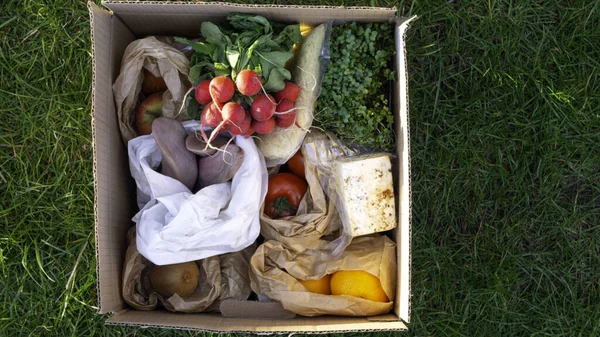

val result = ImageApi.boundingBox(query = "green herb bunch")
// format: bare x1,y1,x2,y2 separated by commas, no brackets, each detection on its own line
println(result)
176,14,301,92
175,14,301,119
315,22,396,152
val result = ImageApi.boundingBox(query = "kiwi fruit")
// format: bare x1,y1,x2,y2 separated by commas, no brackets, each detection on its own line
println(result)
149,261,200,298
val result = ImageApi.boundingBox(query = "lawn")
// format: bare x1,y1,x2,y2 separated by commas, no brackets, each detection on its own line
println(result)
1,0,599,336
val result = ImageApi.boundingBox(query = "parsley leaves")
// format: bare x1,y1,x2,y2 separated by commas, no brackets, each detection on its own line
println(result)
314,22,396,152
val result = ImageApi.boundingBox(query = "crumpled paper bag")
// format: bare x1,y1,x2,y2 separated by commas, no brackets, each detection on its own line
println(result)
249,235,396,317
129,120,268,266
113,36,192,144
259,131,344,253
122,227,255,313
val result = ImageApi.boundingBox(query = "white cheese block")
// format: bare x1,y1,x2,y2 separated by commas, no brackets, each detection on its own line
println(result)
334,154,397,237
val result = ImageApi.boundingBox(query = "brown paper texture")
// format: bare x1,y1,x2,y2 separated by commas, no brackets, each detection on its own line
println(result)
259,131,343,252
112,36,192,145
122,227,254,313
249,235,396,317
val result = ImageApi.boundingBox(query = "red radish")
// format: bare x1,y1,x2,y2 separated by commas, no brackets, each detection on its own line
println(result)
201,102,223,128
195,80,212,104
210,76,235,103
202,101,247,147
274,81,301,103
275,98,296,128
276,111,296,128
221,102,246,126
251,94,276,122
276,98,294,114
226,111,252,136
236,69,262,96
252,117,276,134
242,123,255,137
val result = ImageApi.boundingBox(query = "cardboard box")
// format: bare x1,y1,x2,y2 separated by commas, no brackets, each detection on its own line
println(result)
89,1,414,333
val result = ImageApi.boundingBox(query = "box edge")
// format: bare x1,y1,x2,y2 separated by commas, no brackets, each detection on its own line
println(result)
103,0,398,12
91,1,414,328
87,0,106,315
395,14,417,324
105,318,408,334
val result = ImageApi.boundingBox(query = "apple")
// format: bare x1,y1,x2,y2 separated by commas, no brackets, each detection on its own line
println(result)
136,92,164,135
141,68,167,95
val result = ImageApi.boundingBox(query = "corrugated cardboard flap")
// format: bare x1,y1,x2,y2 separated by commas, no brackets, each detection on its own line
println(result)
220,300,296,319
107,309,408,333
393,15,417,324
89,1,137,314
395,16,417,323
103,1,397,36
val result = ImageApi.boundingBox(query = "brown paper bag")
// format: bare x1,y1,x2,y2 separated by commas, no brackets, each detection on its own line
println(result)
249,235,396,316
122,227,254,313
112,36,192,145
259,131,343,252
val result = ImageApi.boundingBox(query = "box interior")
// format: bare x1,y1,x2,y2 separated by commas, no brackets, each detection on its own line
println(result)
90,1,413,333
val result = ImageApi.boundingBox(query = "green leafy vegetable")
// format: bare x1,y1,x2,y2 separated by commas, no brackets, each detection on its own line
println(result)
228,14,272,34
263,67,291,92
201,22,230,46
226,49,240,70
188,63,206,82
185,94,201,120
175,14,301,91
175,37,215,56
314,22,396,152
256,50,294,91
273,25,303,50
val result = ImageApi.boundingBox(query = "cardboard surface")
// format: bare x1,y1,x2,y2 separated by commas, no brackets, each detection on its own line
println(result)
89,2,137,314
394,15,417,323
220,300,296,319
107,310,407,333
90,0,413,332
105,1,397,36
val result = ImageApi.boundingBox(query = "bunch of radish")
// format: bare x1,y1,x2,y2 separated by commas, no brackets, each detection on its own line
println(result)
194,69,301,145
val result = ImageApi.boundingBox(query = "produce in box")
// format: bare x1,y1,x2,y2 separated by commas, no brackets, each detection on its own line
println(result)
175,14,317,157
256,23,330,166
118,14,400,317
122,227,255,313
129,121,267,265
315,22,396,152
113,36,192,144
249,236,396,316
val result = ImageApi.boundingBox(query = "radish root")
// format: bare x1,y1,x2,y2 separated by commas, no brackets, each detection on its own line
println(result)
175,86,196,118
221,136,237,166
296,65,318,92
192,128,238,166
258,85,278,105
273,106,308,115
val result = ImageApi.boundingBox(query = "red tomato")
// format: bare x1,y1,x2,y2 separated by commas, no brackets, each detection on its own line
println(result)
287,150,305,179
264,173,308,219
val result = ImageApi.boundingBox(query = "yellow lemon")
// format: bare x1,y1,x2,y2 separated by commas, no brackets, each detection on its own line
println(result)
330,270,389,302
299,274,332,295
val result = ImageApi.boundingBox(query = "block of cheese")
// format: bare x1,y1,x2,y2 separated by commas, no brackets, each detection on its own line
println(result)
333,154,397,237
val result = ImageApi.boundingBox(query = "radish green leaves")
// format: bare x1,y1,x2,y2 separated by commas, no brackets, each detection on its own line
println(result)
176,14,301,92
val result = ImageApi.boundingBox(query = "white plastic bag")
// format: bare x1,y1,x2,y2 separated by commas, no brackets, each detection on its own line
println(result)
128,120,268,265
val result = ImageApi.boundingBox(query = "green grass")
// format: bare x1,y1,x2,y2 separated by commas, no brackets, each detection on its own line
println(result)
1,0,599,336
